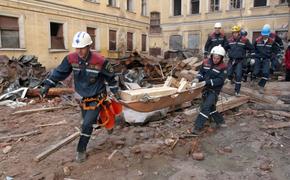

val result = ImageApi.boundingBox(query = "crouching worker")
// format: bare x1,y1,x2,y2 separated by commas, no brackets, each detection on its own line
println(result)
40,32,120,163
190,45,227,136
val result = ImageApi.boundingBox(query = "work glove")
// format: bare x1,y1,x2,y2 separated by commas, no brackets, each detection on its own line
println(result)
40,85,50,98
203,52,209,59
250,59,255,66
114,91,121,101
191,78,199,87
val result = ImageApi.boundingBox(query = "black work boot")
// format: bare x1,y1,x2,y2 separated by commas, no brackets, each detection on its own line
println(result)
189,128,202,136
75,151,87,163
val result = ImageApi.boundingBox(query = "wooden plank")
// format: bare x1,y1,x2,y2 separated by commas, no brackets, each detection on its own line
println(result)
253,103,290,112
27,88,74,97
0,130,41,140
34,131,80,162
222,84,281,104
260,122,290,129
266,110,290,118
184,96,250,120
11,106,72,116
120,87,177,101
177,78,190,92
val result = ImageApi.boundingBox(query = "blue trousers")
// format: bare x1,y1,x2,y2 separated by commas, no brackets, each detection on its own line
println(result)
194,91,224,130
227,59,243,93
253,58,270,87
77,101,101,152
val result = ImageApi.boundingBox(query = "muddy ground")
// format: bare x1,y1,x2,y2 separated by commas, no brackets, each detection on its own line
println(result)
0,98,290,180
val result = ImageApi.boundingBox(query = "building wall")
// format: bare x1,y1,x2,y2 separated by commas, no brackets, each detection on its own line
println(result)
0,0,150,69
149,0,289,55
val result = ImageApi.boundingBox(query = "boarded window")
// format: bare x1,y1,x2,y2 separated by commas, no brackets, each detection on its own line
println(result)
188,34,200,49
127,0,133,11
149,48,161,57
127,32,133,51
191,0,200,14
253,0,267,7
230,0,242,9
108,0,117,6
173,0,182,16
210,0,220,12
0,16,19,48
141,0,147,16
109,30,117,51
87,27,96,50
50,22,64,49
142,34,147,51
150,12,161,34
252,31,261,43
169,35,183,50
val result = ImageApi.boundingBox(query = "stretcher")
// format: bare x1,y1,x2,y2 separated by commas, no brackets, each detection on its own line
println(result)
119,82,204,112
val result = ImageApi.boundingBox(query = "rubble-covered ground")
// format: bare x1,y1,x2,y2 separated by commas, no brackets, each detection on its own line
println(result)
1,99,290,180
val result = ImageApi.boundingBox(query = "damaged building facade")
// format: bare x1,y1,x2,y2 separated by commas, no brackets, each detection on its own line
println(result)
0,0,150,69
148,0,289,56
0,0,289,67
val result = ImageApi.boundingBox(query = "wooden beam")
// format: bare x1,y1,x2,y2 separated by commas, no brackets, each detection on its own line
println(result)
253,103,290,112
120,87,177,101
266,111,290,118
26,88,74,97
0,130,40,140
34,131,80,162
222,84,282,104
11,106,73,116
184,96,250,120
260,122,290,129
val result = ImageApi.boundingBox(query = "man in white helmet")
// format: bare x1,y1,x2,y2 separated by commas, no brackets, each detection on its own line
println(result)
204,22,228,58
190,45,227,135
40,31,120,162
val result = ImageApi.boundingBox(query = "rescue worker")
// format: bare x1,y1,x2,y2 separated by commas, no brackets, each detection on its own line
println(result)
252,26,279,93
262,24,284,73
191,45,227,135
284,39,290,81
226,25,255,96
204,22,228,58
40,32,120,163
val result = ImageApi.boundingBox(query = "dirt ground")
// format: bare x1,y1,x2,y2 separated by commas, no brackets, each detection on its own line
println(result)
0,98,290,180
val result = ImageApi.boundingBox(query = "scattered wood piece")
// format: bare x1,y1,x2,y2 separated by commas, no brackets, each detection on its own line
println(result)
222,84,281,104
35,120,67,128
12,106,74,116
27,88,74,97
177,78,190,92
34,131,80,162
108,150,118,160
0,130,40,140
260,122,290,129
184,96,249,120
253,103,290,112
266,110,290,118
170,137,179,150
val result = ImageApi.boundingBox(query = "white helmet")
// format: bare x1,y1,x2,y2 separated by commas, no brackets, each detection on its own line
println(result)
211,45,225,57
214,22,222,28
72,31,93,48
263,24,271,31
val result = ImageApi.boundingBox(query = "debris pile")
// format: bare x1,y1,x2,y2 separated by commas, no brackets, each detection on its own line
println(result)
0,55,47,95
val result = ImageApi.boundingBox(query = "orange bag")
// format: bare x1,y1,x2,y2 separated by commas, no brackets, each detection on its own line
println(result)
99,99,122,130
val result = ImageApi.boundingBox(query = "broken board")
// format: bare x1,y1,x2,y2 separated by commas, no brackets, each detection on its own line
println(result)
120,86,177,101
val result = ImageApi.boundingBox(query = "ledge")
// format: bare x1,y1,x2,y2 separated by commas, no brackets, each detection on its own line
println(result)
126,10,136,14
83,0,100,5
205,10,222,14
169,15,184,18
186,13,201,17
226,8,245,12
49,49,69,53
0,48,26,51
106,5,120,9
274,4,289,8
141,15,149,18
250,5,270,10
